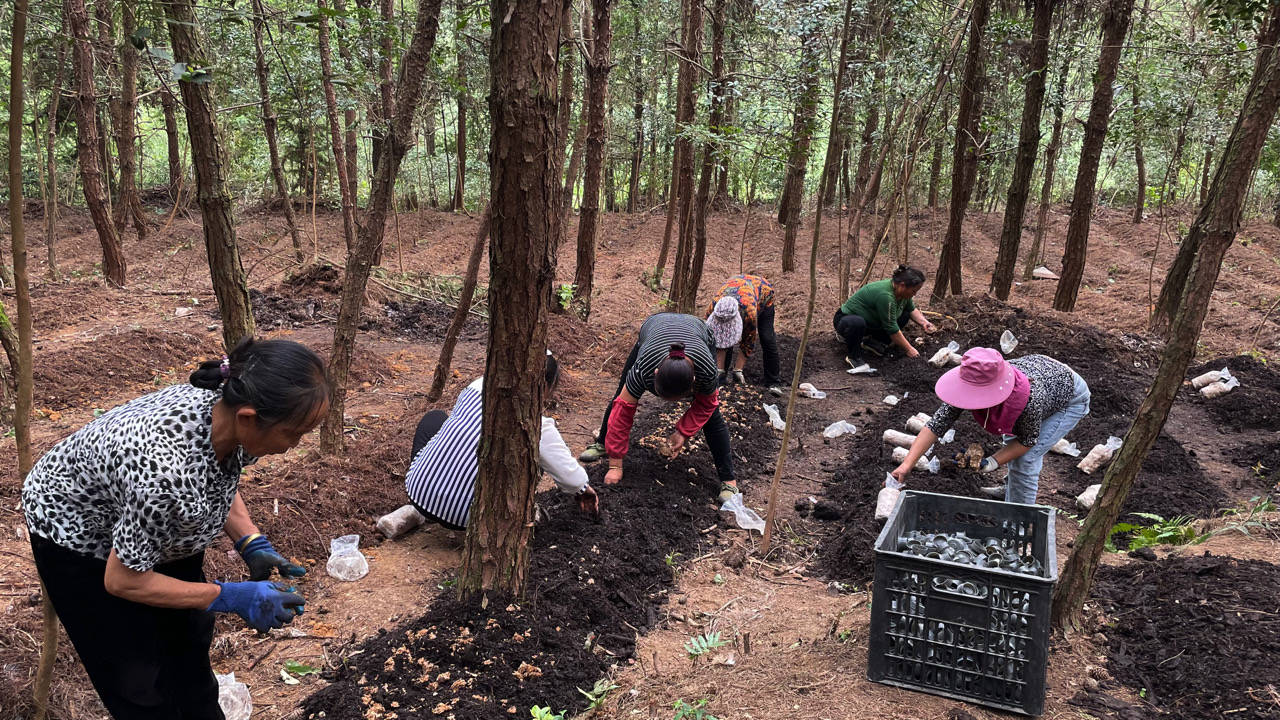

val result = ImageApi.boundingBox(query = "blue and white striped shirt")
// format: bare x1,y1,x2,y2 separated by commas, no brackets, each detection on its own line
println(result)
404,378,589,529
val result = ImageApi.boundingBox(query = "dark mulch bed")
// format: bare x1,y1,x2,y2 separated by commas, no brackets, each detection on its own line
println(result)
1186,355,1280,432
1087,552,1280,720
299,390,778,719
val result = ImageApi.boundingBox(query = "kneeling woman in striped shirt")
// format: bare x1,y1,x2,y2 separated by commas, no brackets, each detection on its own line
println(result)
404,353,599,529
578,313,737,502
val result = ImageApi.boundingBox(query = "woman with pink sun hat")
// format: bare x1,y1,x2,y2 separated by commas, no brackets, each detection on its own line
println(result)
891,347,1091,504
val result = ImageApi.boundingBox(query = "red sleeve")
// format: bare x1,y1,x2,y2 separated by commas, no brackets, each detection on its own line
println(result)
605,396,638,459
675,389,719,438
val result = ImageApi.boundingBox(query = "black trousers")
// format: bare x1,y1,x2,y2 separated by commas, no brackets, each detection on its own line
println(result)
408,409,466,530
596,342,735,483
30,534,223,720
727,303,782,385
833,308,911,358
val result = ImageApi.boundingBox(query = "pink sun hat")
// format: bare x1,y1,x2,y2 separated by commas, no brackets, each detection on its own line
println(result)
934,347,1017,410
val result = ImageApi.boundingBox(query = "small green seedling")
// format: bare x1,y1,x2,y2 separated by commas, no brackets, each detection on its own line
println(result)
284,660,320,676
684,631,728,661
712,573,725,585
555,283,576,310
576,679,619,710
1105,512,1204,553
530,706,564,720
672,698,718,720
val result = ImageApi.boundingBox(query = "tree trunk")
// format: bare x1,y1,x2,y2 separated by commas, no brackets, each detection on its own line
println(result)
161,88,182,196
1053,0,1135,312
66,0,126,287
319,0,443,453
1023,50,1070,281
990,0,1054,300
252,0,306,263
820,0,856,211
332,0,359,201
572,0,614,317
840,77,884,300
1132,85,1146,223
371,0,395,176
1199,137,1214,206
667,0,702,300
114,0,147,240
603,152,617,211
779,28,822,273
628,6,643,213
1053,5,1280,628
10,0,34,478
94,0,118,207
554,5,575,247
45,34,68,281
453,0,467,211
931,0,990,302
457,0,564,600
317,4,358,251
926,138,942,207
653,44,679,283
429,206,490,402
163,0,254,350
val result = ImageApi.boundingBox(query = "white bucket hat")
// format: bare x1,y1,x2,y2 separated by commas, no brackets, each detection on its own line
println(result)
706,296,743,349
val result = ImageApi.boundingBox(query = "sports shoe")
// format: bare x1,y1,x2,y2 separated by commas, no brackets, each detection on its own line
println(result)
844,355,863,368
978,485,1005,499
578,442,606,463
768,385,785,397
732,370,746,384
717,482,739,504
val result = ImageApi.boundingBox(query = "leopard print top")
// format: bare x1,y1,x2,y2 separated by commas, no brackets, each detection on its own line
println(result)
22,383,255,571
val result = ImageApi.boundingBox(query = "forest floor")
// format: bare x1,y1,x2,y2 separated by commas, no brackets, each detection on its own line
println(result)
2,198,1279,720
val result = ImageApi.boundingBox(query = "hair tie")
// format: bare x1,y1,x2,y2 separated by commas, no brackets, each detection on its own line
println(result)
669,348,686,360
220,356,231,380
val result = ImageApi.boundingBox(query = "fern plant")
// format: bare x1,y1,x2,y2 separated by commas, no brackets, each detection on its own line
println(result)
684,631,729,660
1105,512,1205,552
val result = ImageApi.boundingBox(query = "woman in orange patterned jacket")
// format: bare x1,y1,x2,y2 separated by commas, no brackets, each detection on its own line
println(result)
705,274,783,394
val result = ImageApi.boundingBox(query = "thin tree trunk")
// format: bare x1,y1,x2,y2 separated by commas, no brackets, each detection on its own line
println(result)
429,206,490,401
95,0,118,208
779,28,822,273
163,0,254,350
317,4,358,251
320,0,443,452
667,0,702,302
1023,50,1070,280
628,6,643,213
932,0,990,302
990,0,1054,300
251,0,306,263
572,0,614,316
1053,0,1135,311
457,0,564,600
453,0,467,211
1131,0,1149,228
820,0,856,211
114,0,147,240
554,5,575,246
926,138,942,207
1199,137,1214,206
161,88,182,196
45,35,68,281
1053,4,1280,628
370,0,395,175
66,0,126,287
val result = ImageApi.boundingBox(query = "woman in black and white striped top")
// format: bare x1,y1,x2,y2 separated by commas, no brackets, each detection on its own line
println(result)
405,353,598,529
578,313,737,502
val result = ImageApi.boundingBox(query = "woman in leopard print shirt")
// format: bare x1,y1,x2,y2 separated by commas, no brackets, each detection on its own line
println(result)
22,338,329,720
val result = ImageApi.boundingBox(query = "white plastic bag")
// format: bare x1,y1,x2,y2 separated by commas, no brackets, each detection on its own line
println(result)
883,394,900,406
1050,438,1082,457
1031,266,1059,280
905,412,932,433
1000,330,1018,354
1199,375,1240,398
1191,366,1231,389
875,474,904,521
798,382,827,399
762,403,786,431
1076,484,1102,511
326,534,369,581
883,429,917,448
891,445,932,472
847,363,876,375
925,456,941,474
937,428,956,445
1078,436,1123,474
216,673,252,720
376,504,426,539
719,493,765,533
822,420,857,438
929,341,961,367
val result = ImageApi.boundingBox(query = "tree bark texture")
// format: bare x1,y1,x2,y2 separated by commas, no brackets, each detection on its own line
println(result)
66,0,126,287
820,0,856,210
45,35,68,281
572,0,614,317
317,5,358,252
554,5,575,248
163,0,255,350
668,0,703,299
931,0,990,302
429,206,490,402
778,27,822,273
1132,84,1146,223
840,81,883,300
453,0,468,211
458,0,564,600
161,88,182,196
926,138,942,207
628,6,643,213
990,0,1054,300
1023,51,1070,281
1052,5,1280,628
319,0,443,452
251,0,307,263
114,0,147,240
1052,0,1134,312
11,0,34,479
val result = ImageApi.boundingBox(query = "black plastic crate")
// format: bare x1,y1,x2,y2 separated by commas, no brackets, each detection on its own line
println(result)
866,491,1058,716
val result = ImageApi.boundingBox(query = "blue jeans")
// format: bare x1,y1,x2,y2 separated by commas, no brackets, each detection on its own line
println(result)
1004,371,1091,504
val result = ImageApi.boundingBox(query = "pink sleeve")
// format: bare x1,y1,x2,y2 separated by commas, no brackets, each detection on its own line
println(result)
675,389,719,438
605,396,638,459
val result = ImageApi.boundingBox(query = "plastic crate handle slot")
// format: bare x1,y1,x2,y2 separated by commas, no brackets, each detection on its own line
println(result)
929,575,988,601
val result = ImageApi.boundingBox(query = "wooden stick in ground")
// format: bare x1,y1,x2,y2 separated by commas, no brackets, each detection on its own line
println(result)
428,205,491,402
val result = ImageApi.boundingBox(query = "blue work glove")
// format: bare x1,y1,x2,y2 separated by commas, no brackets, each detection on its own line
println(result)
236,533,307,581
207,580,305,632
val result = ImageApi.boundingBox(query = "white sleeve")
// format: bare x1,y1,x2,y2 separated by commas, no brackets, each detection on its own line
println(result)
539,417,589,494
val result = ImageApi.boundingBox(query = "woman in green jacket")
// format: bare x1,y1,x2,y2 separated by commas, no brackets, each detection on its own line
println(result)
833,264,936,364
